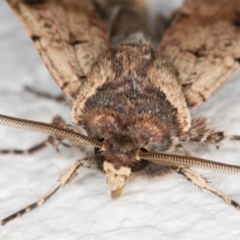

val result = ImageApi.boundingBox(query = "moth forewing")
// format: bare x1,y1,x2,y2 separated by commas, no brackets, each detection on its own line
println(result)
1,0,240,227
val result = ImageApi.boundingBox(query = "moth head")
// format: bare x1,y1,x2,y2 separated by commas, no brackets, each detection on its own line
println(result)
103,161,130,197
95,134,150,198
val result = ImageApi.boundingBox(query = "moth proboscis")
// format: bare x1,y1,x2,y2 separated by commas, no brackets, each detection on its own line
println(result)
1,0,240,225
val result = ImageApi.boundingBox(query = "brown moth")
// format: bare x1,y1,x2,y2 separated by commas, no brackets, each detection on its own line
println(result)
1,0,240,226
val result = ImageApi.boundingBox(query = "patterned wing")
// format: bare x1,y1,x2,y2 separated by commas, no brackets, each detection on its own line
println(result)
6,0,110,99
158,0,240,108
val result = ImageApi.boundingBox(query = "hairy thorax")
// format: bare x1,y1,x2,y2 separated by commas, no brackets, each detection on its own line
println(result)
72,42,191,158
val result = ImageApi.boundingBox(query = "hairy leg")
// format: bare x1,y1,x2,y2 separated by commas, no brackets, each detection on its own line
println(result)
0,135,63,155
25,85,65,102
1,158,97,225
172,143,192,156
134,162,240,210
174,167,240,210
0,115,71,155
180,117,240,145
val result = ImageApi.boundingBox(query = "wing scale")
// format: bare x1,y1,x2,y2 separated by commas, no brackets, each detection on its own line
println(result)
158,0,240,108
6,0,110,99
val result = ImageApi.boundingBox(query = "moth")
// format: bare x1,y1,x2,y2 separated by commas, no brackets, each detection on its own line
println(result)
1,0,240,225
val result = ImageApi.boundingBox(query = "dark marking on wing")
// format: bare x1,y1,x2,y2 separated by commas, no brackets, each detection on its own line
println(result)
23,0,46,5
158,0,240,108
233,15,240,27
69,40,88,47
6,0,110,100
31,35,40,41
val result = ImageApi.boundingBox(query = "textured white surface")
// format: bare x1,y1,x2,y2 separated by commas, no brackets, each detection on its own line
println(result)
1,1,240,239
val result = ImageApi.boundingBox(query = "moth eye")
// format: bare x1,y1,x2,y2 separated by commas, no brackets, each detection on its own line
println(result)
131,148,149,172
131,159,149,172
94,147,105,162
94,147,105,171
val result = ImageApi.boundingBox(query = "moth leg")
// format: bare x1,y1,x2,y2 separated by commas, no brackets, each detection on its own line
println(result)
206,132,240,144
1,158,97,225
174,167,240,210
25,85,65,102
173,143,192,156
0,135,61,155
0,116,69,155
181,117,240,145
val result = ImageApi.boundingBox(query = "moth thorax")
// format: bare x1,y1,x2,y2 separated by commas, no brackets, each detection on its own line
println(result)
103,161,131,191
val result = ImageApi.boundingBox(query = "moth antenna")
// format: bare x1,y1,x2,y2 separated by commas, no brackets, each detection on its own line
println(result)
139,152,240,175
0,114,104,149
